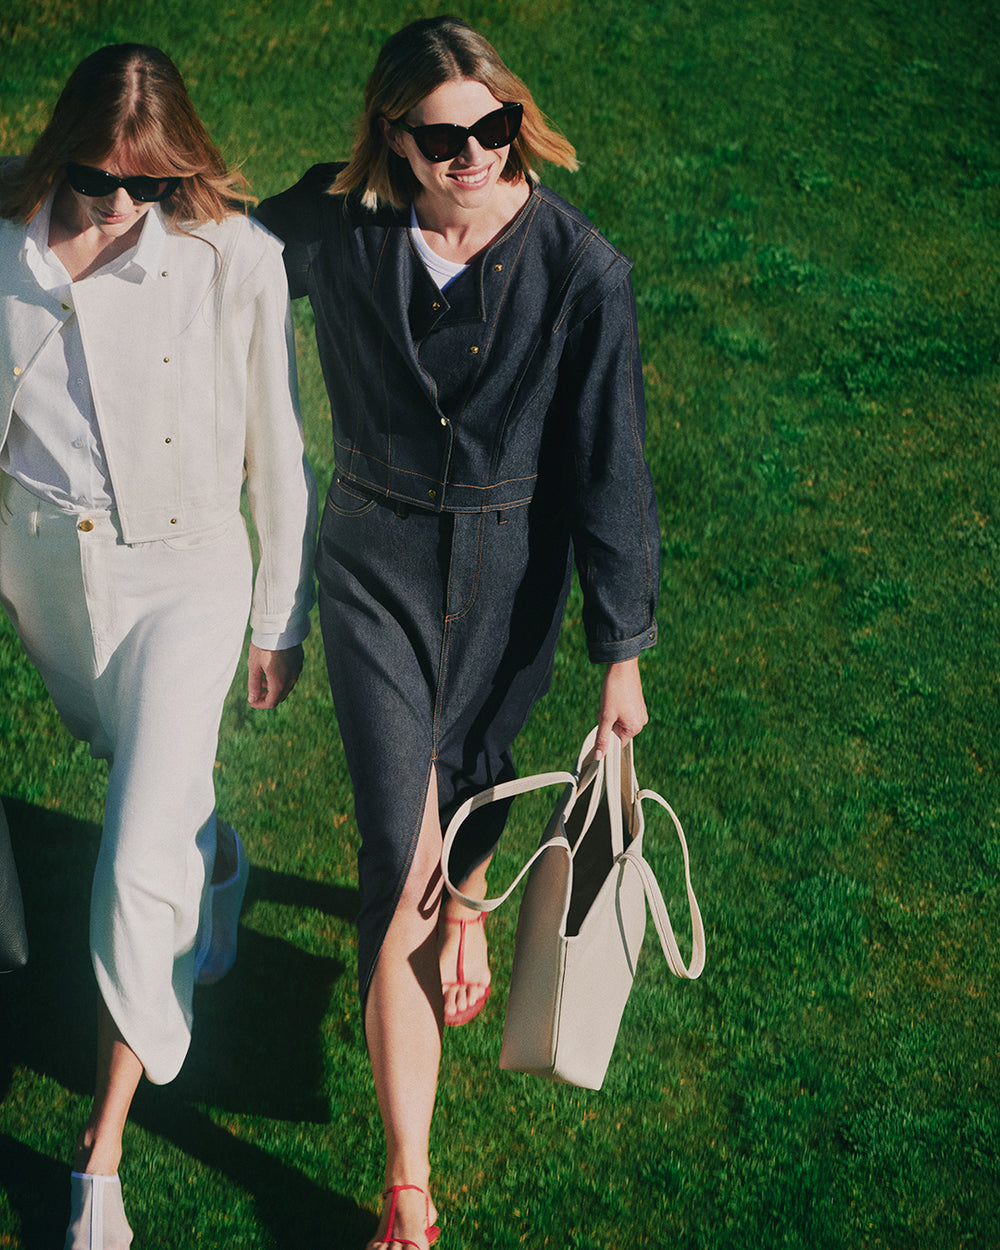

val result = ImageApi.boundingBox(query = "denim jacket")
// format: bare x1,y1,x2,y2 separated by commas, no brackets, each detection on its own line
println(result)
256,167,658,662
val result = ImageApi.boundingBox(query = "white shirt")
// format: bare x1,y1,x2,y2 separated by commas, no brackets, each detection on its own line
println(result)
1,192,166,512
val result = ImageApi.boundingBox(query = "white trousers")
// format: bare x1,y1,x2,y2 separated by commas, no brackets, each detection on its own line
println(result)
0,473,252,1083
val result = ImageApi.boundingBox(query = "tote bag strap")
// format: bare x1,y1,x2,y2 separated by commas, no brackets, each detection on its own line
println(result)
627,788,707,980
604,731,626,859
441,768,584,912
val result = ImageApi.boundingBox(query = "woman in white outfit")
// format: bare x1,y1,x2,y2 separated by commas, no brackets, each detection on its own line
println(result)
0,44,316,1248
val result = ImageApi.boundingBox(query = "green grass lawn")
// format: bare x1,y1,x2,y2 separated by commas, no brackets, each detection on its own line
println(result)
2,0,999,1246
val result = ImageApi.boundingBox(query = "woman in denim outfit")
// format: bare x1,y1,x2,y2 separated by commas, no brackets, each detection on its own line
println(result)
256,17,658,1247
0,45,316,1248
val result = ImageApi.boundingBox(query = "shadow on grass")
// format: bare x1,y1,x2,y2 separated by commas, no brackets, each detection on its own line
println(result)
0,1136,67,1249
0,796,372,1249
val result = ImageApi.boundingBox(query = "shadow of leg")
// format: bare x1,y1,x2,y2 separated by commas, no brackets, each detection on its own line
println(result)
130,1098,373,1248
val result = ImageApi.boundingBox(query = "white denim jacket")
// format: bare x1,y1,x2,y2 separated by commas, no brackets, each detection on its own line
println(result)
0,205,317,642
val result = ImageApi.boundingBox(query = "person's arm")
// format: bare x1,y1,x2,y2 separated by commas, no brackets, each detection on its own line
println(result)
254,164,337,299
240,226,318,707
556,273,660,745
563,276,660,663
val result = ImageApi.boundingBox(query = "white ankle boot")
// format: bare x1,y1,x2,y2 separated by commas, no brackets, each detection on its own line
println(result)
64,1172,133,1249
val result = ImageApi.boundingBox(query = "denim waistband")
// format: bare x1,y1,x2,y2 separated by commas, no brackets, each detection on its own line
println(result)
334,476,432,521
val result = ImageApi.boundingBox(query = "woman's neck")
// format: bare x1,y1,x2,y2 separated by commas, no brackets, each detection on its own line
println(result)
412,178,530,265
47,183,147,282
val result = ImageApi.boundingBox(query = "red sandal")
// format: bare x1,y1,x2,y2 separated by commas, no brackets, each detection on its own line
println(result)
441,913,491,1027
371,1185,439,1248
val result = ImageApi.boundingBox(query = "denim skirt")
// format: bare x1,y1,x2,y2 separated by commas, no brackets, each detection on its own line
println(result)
317,476,573,1002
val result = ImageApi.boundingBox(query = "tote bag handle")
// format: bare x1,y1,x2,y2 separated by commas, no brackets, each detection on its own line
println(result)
441,738,706,982
441,767,592,912
626,788,706,979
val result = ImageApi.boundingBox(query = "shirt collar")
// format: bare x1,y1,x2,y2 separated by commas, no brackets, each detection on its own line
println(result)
25,190,168,290
23,192,61,292
128,200,168,278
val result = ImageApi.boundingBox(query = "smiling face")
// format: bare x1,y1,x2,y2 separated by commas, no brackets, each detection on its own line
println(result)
60,151,157,239
385,77,516,218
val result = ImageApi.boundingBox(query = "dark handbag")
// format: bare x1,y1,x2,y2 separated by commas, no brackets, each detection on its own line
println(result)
1,799,29,972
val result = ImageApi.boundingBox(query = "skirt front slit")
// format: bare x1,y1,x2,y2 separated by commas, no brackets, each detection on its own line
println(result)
316,476,572,1002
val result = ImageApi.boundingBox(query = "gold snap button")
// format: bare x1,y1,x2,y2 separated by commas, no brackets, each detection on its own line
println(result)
165,437,172,444
13,366,22,377
494,264,503,272
432,301,441,311
440,418,448,427
78,519,95,532
428,489,437,500
170,518,178,525
470,345,479,355
163,357,170,364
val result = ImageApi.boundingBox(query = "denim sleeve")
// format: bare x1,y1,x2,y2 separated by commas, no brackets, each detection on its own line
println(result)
560,275,660,663
254,166,333,300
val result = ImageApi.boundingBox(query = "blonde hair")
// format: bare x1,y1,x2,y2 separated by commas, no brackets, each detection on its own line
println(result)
331,16,578,211
0,44,252,227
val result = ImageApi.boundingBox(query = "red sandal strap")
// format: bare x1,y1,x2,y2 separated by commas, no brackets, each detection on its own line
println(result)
443,913,485,985
376,1186,436,1249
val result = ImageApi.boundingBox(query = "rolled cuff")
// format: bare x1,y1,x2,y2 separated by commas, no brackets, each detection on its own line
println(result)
586,618,658,664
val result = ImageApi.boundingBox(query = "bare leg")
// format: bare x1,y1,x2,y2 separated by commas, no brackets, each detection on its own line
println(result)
439,856,492,1023
74,997,143,1175
364,768,444,1250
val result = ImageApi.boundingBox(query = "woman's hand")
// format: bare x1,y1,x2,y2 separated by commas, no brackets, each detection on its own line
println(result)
595,657,648,760
247,643,304,710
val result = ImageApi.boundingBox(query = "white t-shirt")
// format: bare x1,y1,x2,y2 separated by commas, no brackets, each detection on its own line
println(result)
409,205,469,291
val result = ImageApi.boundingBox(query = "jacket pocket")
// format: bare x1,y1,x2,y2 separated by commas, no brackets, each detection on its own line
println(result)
325,476,377,518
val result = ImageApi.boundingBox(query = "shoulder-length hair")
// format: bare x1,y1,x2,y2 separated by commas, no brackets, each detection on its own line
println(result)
0,43,252,227
331,16,578,211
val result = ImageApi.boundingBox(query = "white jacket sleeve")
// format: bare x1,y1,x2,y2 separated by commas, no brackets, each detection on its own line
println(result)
239,226,317,644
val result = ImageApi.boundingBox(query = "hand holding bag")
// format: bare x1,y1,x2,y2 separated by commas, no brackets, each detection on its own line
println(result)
1,799,29,972
441,727,705,1090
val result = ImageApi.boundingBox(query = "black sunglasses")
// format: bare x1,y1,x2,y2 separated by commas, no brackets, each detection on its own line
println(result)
393,102,523,163
65,162,181,203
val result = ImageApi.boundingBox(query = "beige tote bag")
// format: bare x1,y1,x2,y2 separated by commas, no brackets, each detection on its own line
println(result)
441,727,705,1090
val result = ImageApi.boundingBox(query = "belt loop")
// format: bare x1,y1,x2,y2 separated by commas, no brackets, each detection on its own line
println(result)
497,509,508,525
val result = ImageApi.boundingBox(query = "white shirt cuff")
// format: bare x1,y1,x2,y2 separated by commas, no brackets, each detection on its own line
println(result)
250,617,311,652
